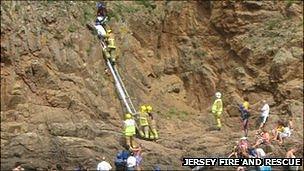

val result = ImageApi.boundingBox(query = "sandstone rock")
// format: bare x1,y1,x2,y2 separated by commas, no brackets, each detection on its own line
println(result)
7,95,26,109
11,82,22,95
290,47,303,60
272,48,295,65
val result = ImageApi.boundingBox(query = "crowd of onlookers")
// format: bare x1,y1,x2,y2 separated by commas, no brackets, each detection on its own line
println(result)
228,97,301,171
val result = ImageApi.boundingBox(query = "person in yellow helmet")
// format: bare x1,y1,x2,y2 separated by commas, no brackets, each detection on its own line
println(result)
211,92,223,130
138,105,149,139
124,113,136,148
104,29,118,65
146,105,159,140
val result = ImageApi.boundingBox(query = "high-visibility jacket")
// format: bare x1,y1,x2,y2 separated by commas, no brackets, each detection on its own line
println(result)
124,119,136,136
107,33,116,49
139,112,149,126
243,101,249,110
212,99,223,114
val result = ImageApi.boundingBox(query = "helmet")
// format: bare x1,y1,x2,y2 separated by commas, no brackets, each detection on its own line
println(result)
140,105,147,113
125,113,132,119
146,105,152,113
215,92,221,99
107,29,112,33
96,2,106,9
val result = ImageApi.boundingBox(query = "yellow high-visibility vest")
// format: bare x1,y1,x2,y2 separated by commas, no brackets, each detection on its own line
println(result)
212,99,223,113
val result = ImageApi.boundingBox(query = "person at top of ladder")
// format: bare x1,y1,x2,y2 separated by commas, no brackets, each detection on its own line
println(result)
103,28,118,64
211,92,223,131
95,1,108,41
138,105,150,139
146,105,159,140
96,1,107,17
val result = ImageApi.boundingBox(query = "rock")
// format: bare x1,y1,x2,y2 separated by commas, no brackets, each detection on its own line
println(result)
272,48,295,65
45,90,72,108
11,82,22,95
163,58,178,75
7,95,26,109
290,47,303,60
242,1,263,10
226,105,240,117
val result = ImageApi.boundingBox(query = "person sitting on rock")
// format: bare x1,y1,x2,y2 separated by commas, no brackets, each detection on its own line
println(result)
277,121,291,145
271,120,284,141
237,137,250,158
285,145,302,171
253,129,270,147
228,141,239,158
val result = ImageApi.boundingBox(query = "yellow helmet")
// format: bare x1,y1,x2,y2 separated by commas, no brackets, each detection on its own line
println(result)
107,29,112,33
146,105,152,113
125,113,132,119
140,105,147,113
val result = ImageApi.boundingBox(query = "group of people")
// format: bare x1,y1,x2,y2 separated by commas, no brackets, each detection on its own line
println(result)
123,105,159,148
94,2,159,170
211,91,299,171
94,1,118,64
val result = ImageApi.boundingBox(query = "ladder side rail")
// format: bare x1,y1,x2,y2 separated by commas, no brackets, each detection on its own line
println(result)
106,59,132,114
113,66,137,113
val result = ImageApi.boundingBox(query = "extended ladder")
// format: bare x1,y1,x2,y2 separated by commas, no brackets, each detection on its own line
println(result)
105,58,137,114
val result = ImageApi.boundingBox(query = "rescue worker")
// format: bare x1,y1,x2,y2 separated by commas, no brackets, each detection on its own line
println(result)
139,105,150,139
124,113,136,148
103,29,118,64
211,92,223,130
94,2,108,41
146,105,159,140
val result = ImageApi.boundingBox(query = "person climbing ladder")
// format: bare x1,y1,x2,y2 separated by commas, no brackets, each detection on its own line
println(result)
211,92,223,130
103,28,118,64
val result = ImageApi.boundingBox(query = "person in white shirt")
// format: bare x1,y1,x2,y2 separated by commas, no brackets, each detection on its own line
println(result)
97,156,112,171
255,148,266,158
259,100,270,129
126,153,136,171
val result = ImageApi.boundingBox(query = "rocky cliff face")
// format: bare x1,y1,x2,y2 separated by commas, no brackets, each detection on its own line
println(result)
1,1,303,170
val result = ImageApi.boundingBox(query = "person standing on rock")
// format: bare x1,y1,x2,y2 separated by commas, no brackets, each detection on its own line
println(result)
139,105,150,139
146,105,159,140
259,100,270,130
211,92,223,130
97,156,112,171
239,96,250,137
124,113,136,148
